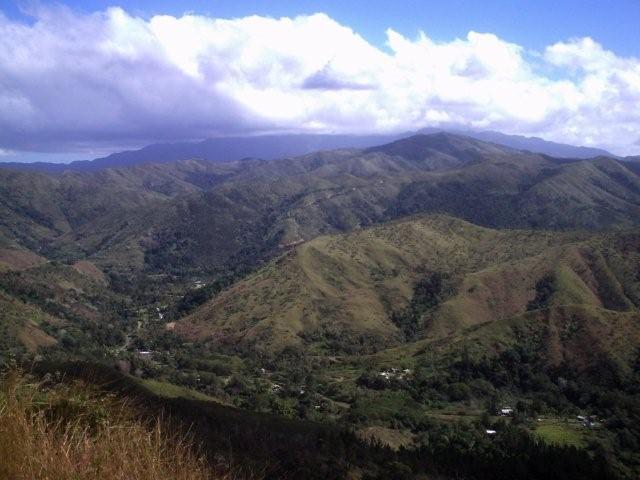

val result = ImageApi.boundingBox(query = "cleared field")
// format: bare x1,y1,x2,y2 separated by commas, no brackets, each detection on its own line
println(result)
141,379,221,402
532,420,588,448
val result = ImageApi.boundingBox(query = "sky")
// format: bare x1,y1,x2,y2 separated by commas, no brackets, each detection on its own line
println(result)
0,0,639,162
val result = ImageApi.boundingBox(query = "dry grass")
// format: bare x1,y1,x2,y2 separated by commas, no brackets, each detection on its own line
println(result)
0,370,231,480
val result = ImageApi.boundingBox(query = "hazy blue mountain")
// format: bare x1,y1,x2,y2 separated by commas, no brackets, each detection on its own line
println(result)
623,156,640,175
0,133,404,173
417,127,615,159
0,129,615,173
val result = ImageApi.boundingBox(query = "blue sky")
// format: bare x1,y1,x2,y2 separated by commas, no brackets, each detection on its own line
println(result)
5,0,639,56
1,0,639,161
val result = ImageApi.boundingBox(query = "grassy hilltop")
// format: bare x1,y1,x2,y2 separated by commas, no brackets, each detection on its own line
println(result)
177,214,640,364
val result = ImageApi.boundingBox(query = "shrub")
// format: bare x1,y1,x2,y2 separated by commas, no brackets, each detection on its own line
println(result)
447,382,472,401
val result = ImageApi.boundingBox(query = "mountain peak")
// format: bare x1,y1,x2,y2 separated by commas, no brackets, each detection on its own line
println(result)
364,132,511,165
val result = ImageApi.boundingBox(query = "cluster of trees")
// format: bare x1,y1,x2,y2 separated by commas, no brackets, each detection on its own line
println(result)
300,325,392,355
527,273,556,311
402,421,615,480
355,341,640,477
391,271,454,341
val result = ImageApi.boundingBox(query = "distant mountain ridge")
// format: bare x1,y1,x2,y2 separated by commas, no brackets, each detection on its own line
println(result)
437,129,614,159
0,132,638,282
0,129,616,173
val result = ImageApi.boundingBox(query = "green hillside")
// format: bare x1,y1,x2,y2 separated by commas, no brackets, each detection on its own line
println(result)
177,215,639,359
0,292,57,356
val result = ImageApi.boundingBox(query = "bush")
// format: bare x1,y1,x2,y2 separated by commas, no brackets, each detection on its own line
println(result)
447,382,471,401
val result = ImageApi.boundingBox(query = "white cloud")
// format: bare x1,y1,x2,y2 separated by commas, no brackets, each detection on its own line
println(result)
0,6,639,155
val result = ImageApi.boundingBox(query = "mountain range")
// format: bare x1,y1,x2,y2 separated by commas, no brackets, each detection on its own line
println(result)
0,128,618,173
1,133,639,276
1,131,640,478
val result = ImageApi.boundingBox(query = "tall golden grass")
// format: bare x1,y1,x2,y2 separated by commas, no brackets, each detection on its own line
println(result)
0,370,229,480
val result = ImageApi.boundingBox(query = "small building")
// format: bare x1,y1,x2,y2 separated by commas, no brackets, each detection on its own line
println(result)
486,429,497,435
499,407,514,416
583,416,600,428
379,367,411,380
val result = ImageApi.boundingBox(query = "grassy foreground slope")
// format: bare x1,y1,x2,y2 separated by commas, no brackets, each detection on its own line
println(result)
0,369,223,480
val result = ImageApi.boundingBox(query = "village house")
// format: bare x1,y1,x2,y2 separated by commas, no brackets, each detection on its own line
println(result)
378,367,412,380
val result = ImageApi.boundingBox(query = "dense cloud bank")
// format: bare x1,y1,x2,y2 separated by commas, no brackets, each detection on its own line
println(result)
0,6,639,155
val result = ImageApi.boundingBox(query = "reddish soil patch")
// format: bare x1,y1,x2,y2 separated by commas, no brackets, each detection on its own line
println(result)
0,248,47,270
72,260,107,284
